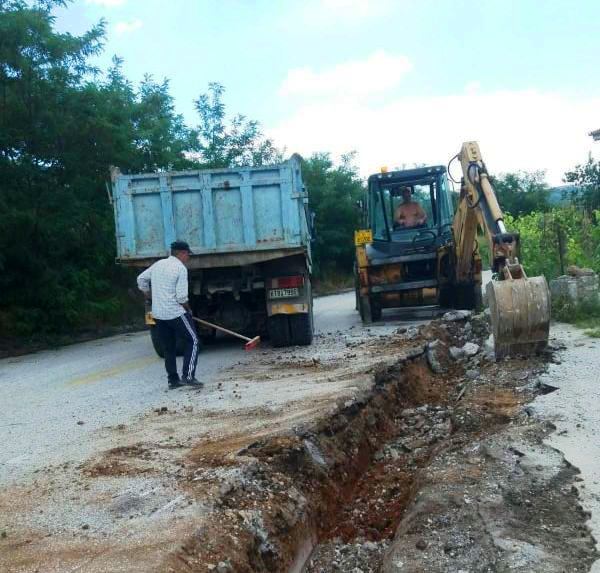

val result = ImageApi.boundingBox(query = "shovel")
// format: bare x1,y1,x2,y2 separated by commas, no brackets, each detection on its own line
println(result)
192,316,261,351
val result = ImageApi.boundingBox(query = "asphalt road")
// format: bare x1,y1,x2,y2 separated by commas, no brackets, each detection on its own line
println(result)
0,291,416,485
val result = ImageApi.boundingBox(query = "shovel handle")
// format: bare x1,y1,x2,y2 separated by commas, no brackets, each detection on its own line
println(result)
192,316,252,343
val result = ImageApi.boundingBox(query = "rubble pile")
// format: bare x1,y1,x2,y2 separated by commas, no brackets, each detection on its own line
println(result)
164,311,597,573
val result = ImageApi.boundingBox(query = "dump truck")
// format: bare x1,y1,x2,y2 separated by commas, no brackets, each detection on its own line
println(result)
111,155,314,353
354,141,550,358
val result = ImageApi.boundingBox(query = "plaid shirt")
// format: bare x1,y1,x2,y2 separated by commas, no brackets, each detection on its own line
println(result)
137,256,189,320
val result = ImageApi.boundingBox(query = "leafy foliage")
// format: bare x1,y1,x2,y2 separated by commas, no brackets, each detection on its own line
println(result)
490,171,549,217
0,2,283,339
564,155,600,213
194,82,282,168
302,152,364,277
505,207,600,280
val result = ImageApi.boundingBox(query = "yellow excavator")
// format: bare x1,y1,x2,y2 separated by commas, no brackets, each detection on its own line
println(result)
354,141,550,359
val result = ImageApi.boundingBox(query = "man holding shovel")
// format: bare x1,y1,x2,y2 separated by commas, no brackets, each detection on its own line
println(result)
137,241,202,389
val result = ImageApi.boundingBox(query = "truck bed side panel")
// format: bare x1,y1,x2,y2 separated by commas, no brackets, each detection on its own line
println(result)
112,157,309,262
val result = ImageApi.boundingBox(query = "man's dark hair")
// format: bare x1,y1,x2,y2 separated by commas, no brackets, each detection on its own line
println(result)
170,240,192,255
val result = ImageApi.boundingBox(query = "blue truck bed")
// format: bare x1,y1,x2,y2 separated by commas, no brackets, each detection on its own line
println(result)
111,155,310,265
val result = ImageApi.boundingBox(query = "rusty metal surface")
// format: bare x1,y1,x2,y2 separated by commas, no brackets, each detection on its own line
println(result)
487,275,550,359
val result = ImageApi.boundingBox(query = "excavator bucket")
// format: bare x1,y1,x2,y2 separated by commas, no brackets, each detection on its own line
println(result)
486,274,550,360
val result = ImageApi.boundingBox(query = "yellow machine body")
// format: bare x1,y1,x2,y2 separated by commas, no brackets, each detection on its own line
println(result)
355,142,551,359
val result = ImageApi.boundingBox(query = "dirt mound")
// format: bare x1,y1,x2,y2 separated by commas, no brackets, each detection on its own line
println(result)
163,313,597,573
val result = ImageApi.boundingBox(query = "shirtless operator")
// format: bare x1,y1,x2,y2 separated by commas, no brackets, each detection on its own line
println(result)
394,187,427,228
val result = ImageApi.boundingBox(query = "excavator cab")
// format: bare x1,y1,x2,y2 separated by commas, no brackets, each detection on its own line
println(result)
370,166,454,243
355,166,457,322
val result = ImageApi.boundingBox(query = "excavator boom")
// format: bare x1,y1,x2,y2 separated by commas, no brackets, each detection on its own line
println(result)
454,141,550,358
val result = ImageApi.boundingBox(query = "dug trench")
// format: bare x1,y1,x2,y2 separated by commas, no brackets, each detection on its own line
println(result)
164,315,598,573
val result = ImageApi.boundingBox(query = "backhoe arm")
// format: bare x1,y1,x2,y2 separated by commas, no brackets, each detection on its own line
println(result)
452,141,520,281
451,141,550,359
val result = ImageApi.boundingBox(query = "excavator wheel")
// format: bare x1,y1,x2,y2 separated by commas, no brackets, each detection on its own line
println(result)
486,275,550,360
358,295,382,323
453,283,483,311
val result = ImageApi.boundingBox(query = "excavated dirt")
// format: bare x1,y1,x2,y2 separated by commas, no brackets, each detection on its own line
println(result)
165,318,596,573
156,314,597,572
2,312,597,573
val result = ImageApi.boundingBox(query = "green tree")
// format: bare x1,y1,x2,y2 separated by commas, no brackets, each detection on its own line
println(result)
564,154,600,213
490,171,549,217
0,2,198,337
132,74,197,172
194,82,281,168
505,207,600,279
302,152,365,276
0,1,312,343
0,0,109,335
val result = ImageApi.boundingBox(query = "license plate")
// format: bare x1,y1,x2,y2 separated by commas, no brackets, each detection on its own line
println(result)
268,287,300,299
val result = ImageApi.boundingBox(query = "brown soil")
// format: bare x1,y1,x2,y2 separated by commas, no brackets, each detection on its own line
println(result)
83,444,157,477
159,324,462,571
161,318,597,573
3,314,596,573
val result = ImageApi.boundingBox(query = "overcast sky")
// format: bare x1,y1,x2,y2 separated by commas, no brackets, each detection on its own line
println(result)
55,0,600,184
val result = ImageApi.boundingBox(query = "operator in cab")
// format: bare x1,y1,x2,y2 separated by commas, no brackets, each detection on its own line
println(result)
394,187,427,229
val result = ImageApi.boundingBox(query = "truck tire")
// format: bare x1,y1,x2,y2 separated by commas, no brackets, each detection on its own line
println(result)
354,265,360,311
200,328,217,345
359,295,372,323
150,326,186,358
289,312,313,346
268,315,291,347
439,285,453,308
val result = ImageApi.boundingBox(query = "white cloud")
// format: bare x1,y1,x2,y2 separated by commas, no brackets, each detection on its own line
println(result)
270,88,600,186
279,50,412,99
86,0,126,7
464,80,481,94
114,19,143,35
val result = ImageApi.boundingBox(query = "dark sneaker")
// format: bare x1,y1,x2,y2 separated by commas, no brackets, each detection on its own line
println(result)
182,377,204,387
168,380,184,389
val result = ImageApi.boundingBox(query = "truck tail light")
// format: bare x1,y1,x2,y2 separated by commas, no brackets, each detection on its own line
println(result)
271,275,304,288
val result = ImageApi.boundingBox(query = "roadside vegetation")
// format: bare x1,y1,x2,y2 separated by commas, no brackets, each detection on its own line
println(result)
552,297,600,337
0,1,360,344
2,0,600,346
495,165,600,334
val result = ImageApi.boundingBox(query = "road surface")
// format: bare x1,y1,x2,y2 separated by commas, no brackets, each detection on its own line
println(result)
0,291,429,573
0,291,411,485
534,323,600,572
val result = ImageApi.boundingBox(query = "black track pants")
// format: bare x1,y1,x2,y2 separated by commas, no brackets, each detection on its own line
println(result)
155,313,200,382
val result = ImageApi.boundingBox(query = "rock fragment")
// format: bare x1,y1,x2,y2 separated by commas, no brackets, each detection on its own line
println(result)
426,340,447,374
443,310,472,322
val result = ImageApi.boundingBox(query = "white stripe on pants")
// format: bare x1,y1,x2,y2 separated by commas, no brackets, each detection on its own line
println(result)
181,314,199,379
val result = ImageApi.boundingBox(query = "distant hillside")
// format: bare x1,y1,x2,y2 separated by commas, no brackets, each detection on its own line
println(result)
547,185,580,206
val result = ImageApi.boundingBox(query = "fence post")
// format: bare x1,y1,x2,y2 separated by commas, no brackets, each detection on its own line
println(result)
556,221,566,276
